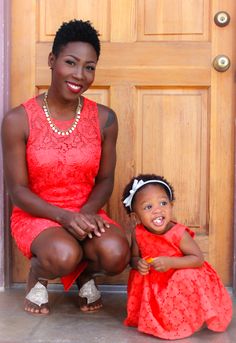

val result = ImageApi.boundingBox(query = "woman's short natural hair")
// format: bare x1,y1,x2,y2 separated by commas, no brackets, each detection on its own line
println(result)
52,19,100,59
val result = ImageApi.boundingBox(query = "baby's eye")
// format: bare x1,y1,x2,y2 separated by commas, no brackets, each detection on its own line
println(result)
160,201,168,206
144,204,152,210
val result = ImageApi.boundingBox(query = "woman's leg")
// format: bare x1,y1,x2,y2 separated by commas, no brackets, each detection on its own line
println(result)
77,224,130,311
25,226,83,314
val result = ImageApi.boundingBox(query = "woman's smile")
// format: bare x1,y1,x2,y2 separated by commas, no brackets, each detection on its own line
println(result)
66,81,82,94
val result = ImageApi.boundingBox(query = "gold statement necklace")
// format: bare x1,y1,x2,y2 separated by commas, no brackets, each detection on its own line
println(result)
42,92,82,136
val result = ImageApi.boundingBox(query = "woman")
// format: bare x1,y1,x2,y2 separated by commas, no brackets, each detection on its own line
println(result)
1,19,130,315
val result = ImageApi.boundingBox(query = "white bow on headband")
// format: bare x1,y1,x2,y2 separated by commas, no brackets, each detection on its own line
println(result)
123,179,173,211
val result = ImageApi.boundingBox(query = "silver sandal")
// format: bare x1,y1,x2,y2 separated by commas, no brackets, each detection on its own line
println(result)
78,279,101,304
25,281,48,306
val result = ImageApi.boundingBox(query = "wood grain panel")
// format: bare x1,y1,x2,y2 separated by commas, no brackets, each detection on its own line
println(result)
108,85,137,229
38,0,110,41
11,0,36,106
12,242,29,283
110,0,137,42
84,87,109,105
135,88,209,232
138,0,209,40
40,0,77,39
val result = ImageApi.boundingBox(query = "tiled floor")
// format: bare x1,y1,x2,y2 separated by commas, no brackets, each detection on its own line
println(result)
0,286,235,343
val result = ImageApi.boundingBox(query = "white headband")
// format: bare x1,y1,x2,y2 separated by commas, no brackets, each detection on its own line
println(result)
123,179,173,211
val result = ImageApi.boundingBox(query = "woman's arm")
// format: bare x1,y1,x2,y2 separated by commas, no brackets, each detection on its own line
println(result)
80,104,118,214
77,104,120,236
1,106,95,239
1,107,58,217
151,231,204,272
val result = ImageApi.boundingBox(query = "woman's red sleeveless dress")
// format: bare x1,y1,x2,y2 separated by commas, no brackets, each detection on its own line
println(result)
124,223,232,339
11,96,118,290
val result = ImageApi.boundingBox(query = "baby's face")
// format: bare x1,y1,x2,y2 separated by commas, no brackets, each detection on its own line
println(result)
133,184,173,235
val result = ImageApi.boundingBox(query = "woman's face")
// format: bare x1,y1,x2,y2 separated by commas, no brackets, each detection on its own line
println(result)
48,41,98,100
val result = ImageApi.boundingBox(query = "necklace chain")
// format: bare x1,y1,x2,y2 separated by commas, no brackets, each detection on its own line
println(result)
42,92,82,136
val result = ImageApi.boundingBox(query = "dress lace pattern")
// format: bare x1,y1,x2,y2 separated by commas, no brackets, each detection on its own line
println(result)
124,223,232,339
11,97,101,258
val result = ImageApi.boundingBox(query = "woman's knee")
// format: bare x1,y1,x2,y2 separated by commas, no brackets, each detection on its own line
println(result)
49,243,82,275
42,247,81,276
32,229,83,276
97,235,130,275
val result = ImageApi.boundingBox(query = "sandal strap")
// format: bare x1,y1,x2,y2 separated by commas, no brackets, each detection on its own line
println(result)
25,281,48,306
78,279,101,304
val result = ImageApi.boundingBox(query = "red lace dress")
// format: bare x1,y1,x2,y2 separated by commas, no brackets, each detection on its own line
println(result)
11,96,118,290
125,223,232,340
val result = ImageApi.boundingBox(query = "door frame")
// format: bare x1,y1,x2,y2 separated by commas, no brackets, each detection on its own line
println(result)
0,0,11,289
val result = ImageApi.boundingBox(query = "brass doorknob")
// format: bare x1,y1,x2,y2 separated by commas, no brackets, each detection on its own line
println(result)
214,11,230,27
213,55,231,72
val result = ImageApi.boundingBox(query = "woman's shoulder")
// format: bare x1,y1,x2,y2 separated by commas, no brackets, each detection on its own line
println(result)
1,105,29,141
3,104,27,128
2,97,38,134
82,97,117,122
96,103,118,134
3,96,38,121
97,103,117,120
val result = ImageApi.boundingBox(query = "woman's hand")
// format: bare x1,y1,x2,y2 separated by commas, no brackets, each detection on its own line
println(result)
137,258,150,275
79,209,111,237
60,210,110,240
151,256,172,272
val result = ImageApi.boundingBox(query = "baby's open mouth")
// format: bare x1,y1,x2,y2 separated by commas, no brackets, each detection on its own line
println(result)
153,216,164,226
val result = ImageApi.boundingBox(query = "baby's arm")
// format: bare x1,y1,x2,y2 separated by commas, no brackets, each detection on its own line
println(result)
151,231,204,272
130,230,150,275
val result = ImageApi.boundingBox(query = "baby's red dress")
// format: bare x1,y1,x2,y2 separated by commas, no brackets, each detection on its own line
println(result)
124,223,232,340
11,96,119,290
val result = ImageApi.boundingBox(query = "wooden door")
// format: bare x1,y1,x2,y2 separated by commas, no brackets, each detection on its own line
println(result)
10,0,235,286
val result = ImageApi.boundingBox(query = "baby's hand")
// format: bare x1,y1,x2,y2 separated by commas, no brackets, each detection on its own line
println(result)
137,258,150,275
151,256,172,272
